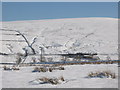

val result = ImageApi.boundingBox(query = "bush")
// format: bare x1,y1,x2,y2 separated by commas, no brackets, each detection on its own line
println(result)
59,67,65,70
59,76,65,81
50,66,65,70
32,66,65,73
32,67,40,72
87,71,116,79
48,78,59,85
38,76,65,85
48,68,53,72
32,66,48,72
3,66,20,71
40,67,47,72
3,66,12,70
12,66,20,70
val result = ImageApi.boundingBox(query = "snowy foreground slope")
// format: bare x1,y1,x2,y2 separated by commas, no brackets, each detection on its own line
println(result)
1,17,118,62
1,64,118,88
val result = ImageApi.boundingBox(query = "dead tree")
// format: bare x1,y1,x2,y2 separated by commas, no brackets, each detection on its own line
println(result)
15,30,37,63
1,29,37,64
16,30,37,55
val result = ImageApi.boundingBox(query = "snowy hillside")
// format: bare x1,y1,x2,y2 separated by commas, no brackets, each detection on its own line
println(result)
1,18,119,88
1,17,118,60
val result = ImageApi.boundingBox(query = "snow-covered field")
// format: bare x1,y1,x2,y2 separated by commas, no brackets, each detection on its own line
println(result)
0,17,118,88
1,64,118,88
1,17,118,63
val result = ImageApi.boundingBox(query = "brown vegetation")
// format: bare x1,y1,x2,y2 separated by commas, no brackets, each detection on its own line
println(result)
38,76,65,85
32,66,65,72
88,71,116,79
3,66,20,71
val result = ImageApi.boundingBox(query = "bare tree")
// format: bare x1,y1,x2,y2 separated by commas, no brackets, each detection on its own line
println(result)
1,29,38,64
14,30,38,63
15,30,37,55
15,30,38,63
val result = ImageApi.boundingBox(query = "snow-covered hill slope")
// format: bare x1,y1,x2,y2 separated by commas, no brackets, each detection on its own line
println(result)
1,17,118,60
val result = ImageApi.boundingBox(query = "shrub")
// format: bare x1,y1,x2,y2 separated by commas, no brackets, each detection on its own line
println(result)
32,67,40,72
39,67,47,72
38,76,65,85
32,66,48,72
32,66,65,73
11,66,20,70
87,71,116,79
58,67,65,70
50,66,65,70
3,66,20,71
48,78,59,85
48,68,53,72
59,76,65,81
3,66,12,70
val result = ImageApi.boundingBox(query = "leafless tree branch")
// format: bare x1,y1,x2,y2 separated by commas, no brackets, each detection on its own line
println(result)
30,37,37,47
15,30,36,54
